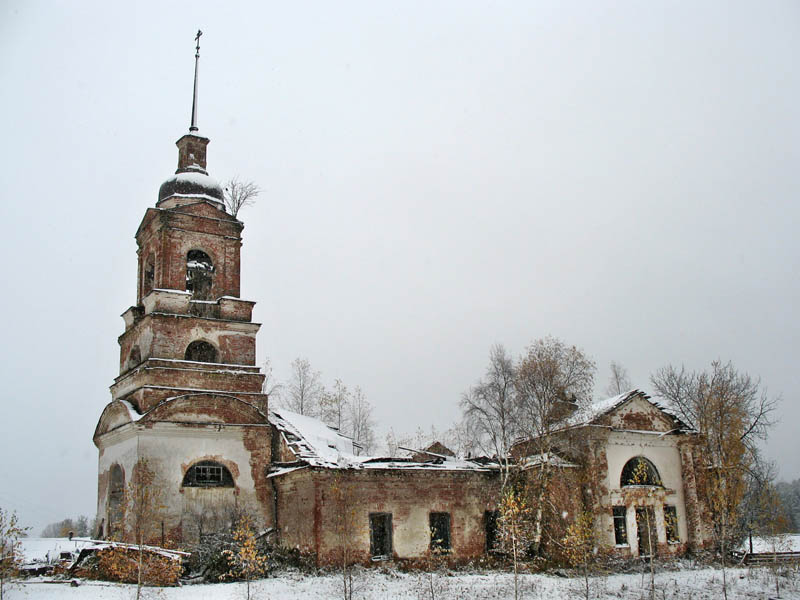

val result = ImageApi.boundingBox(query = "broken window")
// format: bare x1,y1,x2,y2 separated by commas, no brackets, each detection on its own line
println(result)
185,340,218,363
182,460,234,488
612,506,628,545
369,513,392,559
186,249,214,300
664,505,679,542
621,456,662,487
484,510,499,553
429,512,451,552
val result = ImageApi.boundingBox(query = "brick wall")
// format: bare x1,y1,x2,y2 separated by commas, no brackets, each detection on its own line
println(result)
273,467,500,565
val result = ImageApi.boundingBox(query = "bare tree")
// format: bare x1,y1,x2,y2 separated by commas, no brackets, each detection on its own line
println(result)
348,387,376,455
650,361,776,456
222,176,260,218
460,344,518,486
514,336,596,554
442,419,481,459
605,360,632,396
260,357,283,401
650,360,778,599
320,378,350,432
286,357,323,417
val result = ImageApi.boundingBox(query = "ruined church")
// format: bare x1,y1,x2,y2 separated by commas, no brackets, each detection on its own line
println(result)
93,46,711,564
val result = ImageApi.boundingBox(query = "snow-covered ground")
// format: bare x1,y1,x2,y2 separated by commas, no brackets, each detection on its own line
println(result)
10,538,799,599
739,533,800,554
8,565,800,600
18,537,96,564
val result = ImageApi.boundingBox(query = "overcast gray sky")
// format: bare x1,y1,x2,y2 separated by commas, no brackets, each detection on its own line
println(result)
1,1,798,533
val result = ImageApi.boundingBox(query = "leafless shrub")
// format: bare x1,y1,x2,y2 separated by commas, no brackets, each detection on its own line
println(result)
223,177,260,218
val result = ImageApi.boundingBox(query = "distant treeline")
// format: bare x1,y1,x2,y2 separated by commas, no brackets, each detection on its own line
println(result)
776,479,800,532
41,515,96,538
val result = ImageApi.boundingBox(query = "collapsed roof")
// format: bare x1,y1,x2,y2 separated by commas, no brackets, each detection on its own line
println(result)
269,408,498,475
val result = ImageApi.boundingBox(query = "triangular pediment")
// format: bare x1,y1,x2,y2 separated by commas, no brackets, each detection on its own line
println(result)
595,393,676,432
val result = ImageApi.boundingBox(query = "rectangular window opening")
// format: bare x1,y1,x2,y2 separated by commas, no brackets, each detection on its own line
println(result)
485,510,499,553
613,506,628,545
664,505,679,542
369,513,392,559
430,512,451,553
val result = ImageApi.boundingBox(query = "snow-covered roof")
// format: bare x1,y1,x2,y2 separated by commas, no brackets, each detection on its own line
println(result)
270,409,359,467
557,389,690,432
269,409,498,474
560,390,639,428
521,452,579,469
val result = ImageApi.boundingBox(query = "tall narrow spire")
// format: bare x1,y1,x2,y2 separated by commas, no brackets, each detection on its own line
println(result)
190,29,202,132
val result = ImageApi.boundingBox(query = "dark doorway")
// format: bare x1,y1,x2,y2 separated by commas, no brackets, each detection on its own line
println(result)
635,506,657,558
369,513,392,559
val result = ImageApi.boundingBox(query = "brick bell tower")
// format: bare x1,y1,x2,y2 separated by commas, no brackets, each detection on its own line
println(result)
94,32,272,542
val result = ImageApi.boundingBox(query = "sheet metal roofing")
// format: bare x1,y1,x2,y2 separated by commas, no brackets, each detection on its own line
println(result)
269,409,498,474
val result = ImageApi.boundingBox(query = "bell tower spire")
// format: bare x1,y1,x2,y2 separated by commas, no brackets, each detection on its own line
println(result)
190,29,202,132
169,30,213,184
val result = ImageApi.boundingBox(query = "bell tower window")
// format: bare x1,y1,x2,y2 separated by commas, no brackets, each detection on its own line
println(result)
143,254,155,297
186,250,214,300
185,340,218,363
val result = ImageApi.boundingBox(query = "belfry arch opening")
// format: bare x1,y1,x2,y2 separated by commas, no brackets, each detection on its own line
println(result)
182,460,234,488
621,456,662,487
185,340,218,363
186,249,214,300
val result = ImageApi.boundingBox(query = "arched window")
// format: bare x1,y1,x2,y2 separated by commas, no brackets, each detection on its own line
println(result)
182,461,234,488
185,340,218,363
108,464,124,537
186,250,214,300
620,456,662,487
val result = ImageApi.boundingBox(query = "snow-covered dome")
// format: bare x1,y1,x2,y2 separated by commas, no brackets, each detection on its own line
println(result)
158,171,224,203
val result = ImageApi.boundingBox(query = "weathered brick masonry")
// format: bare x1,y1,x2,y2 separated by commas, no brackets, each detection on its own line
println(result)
93,79,711,564
273,467,500,564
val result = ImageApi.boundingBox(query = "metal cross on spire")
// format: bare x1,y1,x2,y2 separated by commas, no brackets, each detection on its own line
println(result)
189,29,203,132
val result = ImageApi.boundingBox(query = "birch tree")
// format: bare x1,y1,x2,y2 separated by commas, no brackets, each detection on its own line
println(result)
348,387,376,455
514,336,595,555
320,378,350,432
605,360,632,396
460,344,518,487
286,357,323,416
